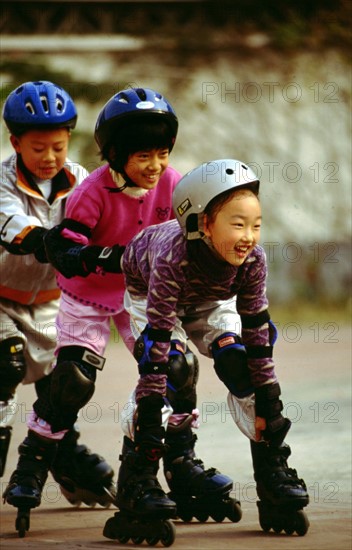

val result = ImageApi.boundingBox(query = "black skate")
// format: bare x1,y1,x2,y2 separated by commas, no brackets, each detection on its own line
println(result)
164,431,242,523
0,426,12,477
251,441,309,536
2,430,58,537
50,427,116,507
103,436,177,546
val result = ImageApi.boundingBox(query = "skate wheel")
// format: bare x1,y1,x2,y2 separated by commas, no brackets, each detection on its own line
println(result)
146,535,160,545
295,510,309,536
259,520,271,532
227,501,242,523
160,519,176,547
118,535,130,543
101,485,117,508
257,503,271,532
103,513,122,540
67,498,82,507
195,512,209,522
16,514,30,538
178,511,193,522
101,501,113,509
273,523,282,534
132,535,145,544
212,511,225,522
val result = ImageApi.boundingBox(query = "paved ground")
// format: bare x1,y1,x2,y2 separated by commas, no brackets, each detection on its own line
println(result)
1,325,351,549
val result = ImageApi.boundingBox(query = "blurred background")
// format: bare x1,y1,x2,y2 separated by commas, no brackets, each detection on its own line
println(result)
1,0,351,321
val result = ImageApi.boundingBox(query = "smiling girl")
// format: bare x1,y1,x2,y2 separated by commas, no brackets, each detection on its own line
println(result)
107,158,309,536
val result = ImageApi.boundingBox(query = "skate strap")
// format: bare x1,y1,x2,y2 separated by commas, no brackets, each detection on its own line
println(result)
58,345,106,371
246,345,273,359
241,310,270,328
146,326,172,343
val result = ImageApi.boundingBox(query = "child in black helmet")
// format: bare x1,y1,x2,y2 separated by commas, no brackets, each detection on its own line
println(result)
0,81,115,517
5,89,238,539
43,86,181,361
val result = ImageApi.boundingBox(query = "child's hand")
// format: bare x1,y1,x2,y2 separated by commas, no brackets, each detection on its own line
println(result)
255,416,266,441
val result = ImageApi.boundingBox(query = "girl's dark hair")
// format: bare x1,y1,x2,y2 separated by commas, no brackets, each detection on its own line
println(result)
102,117,175,172
204,185,259,224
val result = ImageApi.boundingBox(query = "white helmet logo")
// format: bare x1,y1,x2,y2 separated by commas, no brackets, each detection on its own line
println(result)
136,101,155,109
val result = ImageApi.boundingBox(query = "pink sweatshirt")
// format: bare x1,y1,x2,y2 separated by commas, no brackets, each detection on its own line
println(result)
57,164,181,312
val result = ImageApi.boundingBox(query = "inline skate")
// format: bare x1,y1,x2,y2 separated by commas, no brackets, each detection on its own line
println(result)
3,430,58,537
103,395,177,546
0,425,12,477
3,427,116,537
164,428,242,523
50,426,116,507
251,440,309,535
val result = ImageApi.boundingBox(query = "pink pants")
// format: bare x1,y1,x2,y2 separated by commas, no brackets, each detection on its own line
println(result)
27,292,135,439
55,293,135,355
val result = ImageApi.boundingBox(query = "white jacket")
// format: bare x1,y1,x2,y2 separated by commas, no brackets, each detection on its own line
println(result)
0,154,88,304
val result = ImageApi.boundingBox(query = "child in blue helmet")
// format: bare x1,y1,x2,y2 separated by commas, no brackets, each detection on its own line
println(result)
0,81,116,517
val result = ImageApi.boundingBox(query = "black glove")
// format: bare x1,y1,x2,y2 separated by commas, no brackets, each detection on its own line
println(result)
44,225,87,278
20,226,49,263
255,383,291,445
44,225,125,278
80,244,125,274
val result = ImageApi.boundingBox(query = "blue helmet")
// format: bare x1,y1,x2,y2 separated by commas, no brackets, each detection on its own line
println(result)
94,87,178,152
3,80,77,135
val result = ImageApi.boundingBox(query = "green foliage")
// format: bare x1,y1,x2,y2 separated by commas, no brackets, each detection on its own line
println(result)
270,300,351,325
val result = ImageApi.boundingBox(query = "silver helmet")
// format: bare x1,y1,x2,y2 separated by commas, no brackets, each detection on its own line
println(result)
173,159,259,239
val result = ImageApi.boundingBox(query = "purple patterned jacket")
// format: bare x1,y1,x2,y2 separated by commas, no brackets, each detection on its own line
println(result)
123,219,277,388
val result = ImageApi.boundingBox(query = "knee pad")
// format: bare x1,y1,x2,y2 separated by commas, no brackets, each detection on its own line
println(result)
211,333,253,397
47,346,104,431
0,338,26,402
166,341,199,413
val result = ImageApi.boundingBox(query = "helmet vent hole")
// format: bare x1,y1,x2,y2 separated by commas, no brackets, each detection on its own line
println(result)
226,168,234,175
40,95,49,113
25,101,36,115
136,88,147,101
117,92,129,104
56,98,64,112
